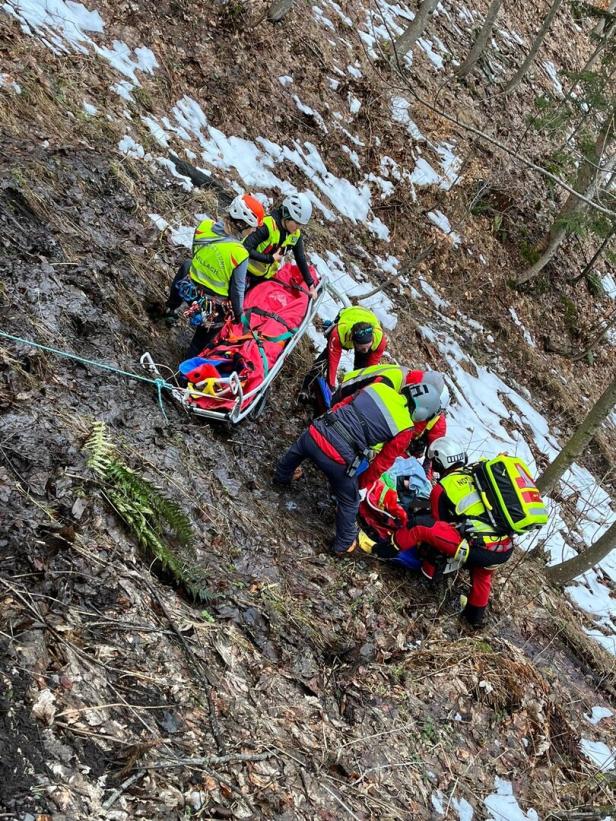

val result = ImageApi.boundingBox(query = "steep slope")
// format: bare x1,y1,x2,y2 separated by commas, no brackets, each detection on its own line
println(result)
1,0,615,818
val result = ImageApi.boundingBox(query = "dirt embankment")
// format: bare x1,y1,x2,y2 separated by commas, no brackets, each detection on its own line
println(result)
1,0,615,818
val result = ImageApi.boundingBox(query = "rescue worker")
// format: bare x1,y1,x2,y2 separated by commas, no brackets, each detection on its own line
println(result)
390,437,513,627
243,192,318,299
274,374,446,555
299,306,388,402
164,193,265,358
333,365,449,460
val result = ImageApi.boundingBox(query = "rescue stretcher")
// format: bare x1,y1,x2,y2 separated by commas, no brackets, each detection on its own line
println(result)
141,263,326,424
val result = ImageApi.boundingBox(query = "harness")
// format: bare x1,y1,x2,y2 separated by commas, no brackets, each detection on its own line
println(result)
323,409,374,478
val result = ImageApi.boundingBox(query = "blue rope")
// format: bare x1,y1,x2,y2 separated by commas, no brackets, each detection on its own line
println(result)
0,330,172,422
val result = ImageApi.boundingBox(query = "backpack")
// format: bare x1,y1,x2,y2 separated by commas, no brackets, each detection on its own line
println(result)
471,455,548,536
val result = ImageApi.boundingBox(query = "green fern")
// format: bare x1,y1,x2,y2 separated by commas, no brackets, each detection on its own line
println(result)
84,420,114,476
84,422,212,603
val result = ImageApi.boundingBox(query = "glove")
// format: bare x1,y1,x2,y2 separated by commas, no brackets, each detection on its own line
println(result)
357,530,375,554
373,541,400,559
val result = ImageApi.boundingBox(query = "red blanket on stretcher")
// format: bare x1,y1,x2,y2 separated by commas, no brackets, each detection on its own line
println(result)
182,263,317,413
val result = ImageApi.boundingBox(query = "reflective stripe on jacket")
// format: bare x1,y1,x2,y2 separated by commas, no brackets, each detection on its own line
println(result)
438,471,510,551
247,215,301,277
312,382,414,466
341,363,408,393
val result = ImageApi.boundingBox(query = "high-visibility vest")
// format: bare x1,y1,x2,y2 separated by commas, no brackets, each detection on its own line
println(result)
439,471,508,548
189,219,248,296
341,364,408,393
362,382,414,438
247,215,301,278
337,307,383,351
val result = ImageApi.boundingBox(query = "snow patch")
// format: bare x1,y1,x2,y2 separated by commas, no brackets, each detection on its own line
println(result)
418,37,445,69
118,135,147,159
484,778,538,820
427,210,461,246
509,307,536,347
312,5,335,30
543,60,564,97
390,96,425,141
0,72,21,93
3,0,104,55
278,75,293,87
585,706,613,726
580,738,616,770
348,93,361,114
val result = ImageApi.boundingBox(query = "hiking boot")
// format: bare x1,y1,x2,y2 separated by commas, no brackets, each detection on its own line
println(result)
460,602,487,630
332,540,357,556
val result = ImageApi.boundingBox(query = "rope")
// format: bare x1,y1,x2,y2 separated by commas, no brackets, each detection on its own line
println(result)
0,330,172,422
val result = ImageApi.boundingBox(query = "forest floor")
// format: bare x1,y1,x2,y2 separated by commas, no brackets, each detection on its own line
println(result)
1,0,615,817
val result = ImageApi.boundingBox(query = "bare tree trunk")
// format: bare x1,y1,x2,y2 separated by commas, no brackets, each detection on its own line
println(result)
516,225,569,285
267,0,296,22
503,0,565,93
594,0,616,36
394,0,440,59
516,109,616,285
574,225,616,283
546,520,616,585
537,375,616,496
456,0,505,79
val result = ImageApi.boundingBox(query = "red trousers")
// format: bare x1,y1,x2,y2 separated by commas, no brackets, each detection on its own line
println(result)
394,518,512,608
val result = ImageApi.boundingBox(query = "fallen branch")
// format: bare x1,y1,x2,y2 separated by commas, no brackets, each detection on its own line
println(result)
136,574,227,755
351,243,435,302
142,751,273,770
102,770,146,813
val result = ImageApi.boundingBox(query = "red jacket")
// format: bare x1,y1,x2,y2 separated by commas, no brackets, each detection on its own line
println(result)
326,327,387,387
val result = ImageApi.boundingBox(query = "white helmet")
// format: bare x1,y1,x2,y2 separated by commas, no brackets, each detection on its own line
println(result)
427,436,468,475
282,192,312,225
420,371,450,412
402,381,442,422
228,193,264,228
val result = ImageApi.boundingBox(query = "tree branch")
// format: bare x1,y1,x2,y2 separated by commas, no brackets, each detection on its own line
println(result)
382,36,616,217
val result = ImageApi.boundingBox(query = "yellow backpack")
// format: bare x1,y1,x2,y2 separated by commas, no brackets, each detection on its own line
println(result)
471,455,548,535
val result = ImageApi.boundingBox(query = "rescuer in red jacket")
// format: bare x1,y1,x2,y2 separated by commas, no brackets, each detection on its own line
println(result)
333,365,448,461
391,438,513,627
274,375,447,554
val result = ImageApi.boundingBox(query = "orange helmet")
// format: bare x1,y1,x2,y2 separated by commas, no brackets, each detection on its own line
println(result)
228,193,265,228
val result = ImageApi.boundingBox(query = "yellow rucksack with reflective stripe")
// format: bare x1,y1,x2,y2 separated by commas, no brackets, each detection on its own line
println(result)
471,455,548,535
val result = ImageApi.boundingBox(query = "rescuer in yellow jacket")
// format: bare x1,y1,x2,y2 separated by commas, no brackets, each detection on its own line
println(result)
164,194,265,358
243,192,318,299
